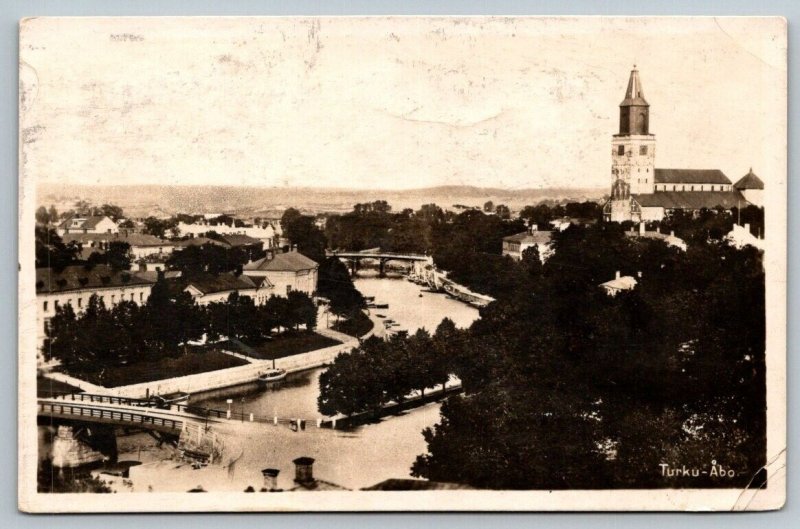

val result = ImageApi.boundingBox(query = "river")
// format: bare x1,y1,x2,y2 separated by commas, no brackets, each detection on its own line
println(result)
172,274,480,491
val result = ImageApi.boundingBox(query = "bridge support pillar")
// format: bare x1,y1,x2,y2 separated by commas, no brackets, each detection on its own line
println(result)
51,424,113,468
349,258,358,277
379,258,386,277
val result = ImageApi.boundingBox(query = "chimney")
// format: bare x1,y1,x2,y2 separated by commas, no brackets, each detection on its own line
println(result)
670,230,675,237
637,271,642,278
638,222,645,235
261,468,280,492
744,223,751,233
615,270,621,280
292,457,315,485
291,244,298,253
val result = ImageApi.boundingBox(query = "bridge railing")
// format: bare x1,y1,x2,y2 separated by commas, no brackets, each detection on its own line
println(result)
39,402,183,431
49,392,231,419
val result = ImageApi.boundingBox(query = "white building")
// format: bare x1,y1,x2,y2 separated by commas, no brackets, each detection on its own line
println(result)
501,230,553,261
176,219,279,248
36,264,156,363
599,271,638,297
57,215,118,236
725,223,765,251
243,250,319,297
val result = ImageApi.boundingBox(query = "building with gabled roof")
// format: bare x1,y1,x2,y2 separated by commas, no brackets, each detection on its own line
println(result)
63,230,175,259
603,67,762,222
733,168,765,207
502,230,553,261
182,272,273,306
57,215,118,236
243,249,318,297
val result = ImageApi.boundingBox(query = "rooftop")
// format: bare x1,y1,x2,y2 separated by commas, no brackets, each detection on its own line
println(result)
653,169,732,185
36,264,156,294
633,190,745,210
362,479,475,491
503,230,553,244
219,234,263,247
183,272,258,295
58,215,115,230
733,169,765,190
64,231,171,247
244,251,318,272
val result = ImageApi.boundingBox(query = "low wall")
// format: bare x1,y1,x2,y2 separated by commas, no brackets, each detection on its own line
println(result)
109,339,359,399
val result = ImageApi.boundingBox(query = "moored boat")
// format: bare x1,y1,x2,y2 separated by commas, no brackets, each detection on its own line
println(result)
257,368,287,384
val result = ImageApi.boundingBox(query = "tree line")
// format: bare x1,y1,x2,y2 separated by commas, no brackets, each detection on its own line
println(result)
317,319,461,417
44,282,317,370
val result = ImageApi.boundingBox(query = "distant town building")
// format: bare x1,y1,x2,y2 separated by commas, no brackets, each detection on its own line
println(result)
35,264,156,361
599,271,638,297
502,229,553,261
725,223,765,251
625,223,687,251
603,67,760,222
57,215,118,236
63,230,175,260
176,217,279,248
243,249,319,297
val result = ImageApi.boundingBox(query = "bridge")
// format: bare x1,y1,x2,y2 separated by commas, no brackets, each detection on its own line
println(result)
37,395,212,434
326,250,430,276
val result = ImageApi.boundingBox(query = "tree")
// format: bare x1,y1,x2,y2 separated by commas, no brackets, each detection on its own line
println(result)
287,290,317,331
483,200,494,213
36,206,50,225
495,204,511,220
142,216,178,239
87,241,132,271
317,257,364,318
35,226,80,270
99,204,124,221
48,205,59,224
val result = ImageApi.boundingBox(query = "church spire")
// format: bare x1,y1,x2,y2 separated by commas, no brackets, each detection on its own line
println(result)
618,66,650,135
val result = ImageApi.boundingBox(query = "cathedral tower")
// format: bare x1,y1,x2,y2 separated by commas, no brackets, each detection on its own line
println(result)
611,66,656,196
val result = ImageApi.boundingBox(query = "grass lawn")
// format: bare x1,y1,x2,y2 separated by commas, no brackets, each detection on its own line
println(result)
62,349,249,388
243,331,341,360
37,376,83,397
332,311,374,338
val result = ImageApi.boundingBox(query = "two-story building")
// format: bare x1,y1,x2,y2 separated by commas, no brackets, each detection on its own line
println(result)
243,250,318,297
36,264,156,363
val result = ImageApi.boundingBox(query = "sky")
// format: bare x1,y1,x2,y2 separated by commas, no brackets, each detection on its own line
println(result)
20,17,786,191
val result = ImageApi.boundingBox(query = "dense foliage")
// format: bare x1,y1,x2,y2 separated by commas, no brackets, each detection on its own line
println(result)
318,319,459,417
409,222,765,489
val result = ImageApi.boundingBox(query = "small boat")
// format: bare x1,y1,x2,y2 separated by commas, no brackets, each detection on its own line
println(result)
376,314,386,318
374,303,389,309
151,391,190,409
258,368,287,384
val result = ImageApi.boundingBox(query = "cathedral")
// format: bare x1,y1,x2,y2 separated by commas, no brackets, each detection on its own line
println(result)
603,67,763,223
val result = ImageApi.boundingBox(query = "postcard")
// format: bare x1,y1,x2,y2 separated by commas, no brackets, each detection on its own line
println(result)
19,16,786,512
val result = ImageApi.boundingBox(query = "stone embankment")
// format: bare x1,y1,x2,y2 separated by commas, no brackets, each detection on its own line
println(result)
42,315,378,400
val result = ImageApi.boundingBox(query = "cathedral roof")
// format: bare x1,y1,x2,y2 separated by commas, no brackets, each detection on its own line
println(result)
632,190,746,210
733,169,764,190
654,169,731,185
620,67,649,106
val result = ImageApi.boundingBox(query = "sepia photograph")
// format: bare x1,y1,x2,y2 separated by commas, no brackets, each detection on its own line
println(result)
18,16,787,512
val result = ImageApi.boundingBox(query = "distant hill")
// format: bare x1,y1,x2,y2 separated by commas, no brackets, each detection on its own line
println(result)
37,183,606,218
